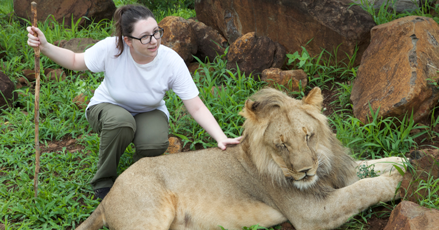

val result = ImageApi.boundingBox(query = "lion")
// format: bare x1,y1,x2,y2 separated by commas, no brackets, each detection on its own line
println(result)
75,87,405,230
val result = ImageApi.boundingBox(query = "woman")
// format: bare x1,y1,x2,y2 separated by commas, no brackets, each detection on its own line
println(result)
27,4,241,199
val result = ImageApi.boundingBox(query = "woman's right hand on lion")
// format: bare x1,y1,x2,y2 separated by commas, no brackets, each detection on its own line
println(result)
27,26,48,49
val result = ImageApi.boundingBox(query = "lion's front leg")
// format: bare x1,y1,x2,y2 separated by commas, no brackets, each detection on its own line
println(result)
356,156,406,177
289,171,403,230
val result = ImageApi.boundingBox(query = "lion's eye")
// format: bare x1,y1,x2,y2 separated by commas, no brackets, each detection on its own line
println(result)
276,143,287,149
306,133,313,142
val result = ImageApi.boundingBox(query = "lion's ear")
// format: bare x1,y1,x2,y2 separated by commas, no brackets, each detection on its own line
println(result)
302,87,323,110
239,99,260,121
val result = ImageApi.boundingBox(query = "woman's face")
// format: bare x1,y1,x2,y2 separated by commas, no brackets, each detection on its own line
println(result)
124,17,161,64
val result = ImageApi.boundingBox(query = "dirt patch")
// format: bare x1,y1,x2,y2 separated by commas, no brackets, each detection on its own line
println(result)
40,135,86,154
367,216,388,230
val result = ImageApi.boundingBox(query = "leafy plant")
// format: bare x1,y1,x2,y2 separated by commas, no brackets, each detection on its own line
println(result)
357,164,378,179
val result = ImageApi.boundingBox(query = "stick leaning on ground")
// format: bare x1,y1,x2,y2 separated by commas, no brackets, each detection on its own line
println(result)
31,1,41,198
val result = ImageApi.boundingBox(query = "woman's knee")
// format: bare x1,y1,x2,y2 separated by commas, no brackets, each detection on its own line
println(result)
100,104,136,131
135,144,169,159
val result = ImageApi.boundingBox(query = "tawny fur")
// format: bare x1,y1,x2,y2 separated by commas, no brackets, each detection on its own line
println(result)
76,87,404,230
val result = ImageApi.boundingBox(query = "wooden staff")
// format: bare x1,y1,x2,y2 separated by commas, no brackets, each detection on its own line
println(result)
31,1,41,198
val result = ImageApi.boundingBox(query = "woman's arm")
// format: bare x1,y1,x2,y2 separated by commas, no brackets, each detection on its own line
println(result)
182,96,241,150
27,26,88,71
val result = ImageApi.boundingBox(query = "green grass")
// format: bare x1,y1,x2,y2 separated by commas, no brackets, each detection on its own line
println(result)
0,0,438,229
352,0,439,24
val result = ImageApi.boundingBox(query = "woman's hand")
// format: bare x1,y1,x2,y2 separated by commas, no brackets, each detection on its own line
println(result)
27,26,48,50
183,96,242,151
217,136,242,151
25,26,88,71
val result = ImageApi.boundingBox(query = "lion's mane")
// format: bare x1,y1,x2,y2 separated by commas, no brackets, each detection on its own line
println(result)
238,88,357,199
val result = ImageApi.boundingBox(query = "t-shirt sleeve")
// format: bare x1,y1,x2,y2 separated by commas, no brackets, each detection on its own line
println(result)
84,37,112,73
169,56,199,101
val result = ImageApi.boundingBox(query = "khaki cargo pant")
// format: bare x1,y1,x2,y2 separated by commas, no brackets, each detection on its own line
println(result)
86,103,169,190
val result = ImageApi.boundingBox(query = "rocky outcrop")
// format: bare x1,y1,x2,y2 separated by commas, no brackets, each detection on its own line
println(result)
226,32,286,76
0,71,16,108
351,16,439,124
13,0,116,28
195,0,376,66
159,16,197,64
188,19,228,62
261,68,308,92
384,201,439,230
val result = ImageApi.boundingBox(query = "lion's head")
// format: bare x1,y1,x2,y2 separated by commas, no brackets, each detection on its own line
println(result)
239,87,356,194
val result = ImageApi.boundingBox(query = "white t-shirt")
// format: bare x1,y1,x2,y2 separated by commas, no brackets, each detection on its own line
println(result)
84,37,199,119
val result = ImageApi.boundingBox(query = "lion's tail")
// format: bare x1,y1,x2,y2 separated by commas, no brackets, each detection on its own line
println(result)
75,202,105,230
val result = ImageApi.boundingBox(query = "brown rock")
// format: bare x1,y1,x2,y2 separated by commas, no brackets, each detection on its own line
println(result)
159,16,197,64
13,0,116,28
16,82,23,89
188,62,202,74
188,19,227,62
351,16,439,124
400,149,439,203
18,77,29,86
195,0,375,67
261,68,308,92
166,137,182,154
73,93,89,110
44,68,54,75
22,69,36,81
53,40,67,47
45,69,66,81
384,201,439,230
226,32,286,77
0,71,16,108
61,38,100,53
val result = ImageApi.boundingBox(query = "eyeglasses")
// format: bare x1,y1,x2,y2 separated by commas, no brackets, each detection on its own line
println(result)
126,27,164,44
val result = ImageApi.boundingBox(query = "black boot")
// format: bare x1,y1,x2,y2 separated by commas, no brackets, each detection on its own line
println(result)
94,187,111,200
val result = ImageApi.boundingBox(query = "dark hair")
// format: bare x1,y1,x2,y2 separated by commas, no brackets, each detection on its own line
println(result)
113,4,155,57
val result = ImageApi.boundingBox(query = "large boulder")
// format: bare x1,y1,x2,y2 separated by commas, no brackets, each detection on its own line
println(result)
351,16,439,124
13,0,116,27
159,16,198,64
384,201,439,230
0,71,16,108
188,19,228,62
195,0,376,66
226,32,286,76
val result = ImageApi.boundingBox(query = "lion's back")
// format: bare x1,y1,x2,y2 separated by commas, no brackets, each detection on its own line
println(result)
116,145,251,192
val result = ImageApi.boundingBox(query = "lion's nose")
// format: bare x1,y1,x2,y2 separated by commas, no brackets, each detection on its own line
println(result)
299,168,311,174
